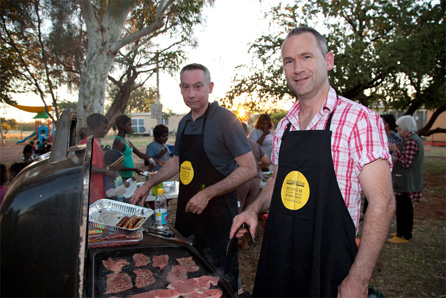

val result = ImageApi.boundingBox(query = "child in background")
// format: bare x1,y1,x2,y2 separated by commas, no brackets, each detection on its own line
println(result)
103,149,134,202
0,164,8,205
22,144,35,162
145,124,170,172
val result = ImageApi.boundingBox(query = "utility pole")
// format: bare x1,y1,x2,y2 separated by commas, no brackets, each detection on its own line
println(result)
156,53,162,125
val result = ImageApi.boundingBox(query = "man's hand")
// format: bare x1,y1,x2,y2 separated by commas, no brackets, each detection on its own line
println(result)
185,191,210,214
337,274,368,298
229,210,259,240
131,182,151,206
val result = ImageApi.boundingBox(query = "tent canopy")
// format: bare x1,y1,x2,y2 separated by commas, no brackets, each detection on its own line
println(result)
12,104,52,113
33,111,50,119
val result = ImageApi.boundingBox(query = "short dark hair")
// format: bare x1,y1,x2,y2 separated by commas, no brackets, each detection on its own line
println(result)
153,124,168,138
283,27,328,56
380,114,398,131
86,113,108,130
180,63,211,85
114,115,131,131
254,114,273,130
23,144,33,154
78,126,88,140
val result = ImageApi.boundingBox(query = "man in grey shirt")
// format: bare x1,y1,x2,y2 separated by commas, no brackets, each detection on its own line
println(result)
132,63,256,292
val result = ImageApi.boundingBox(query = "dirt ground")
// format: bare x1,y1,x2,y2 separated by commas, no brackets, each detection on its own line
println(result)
1,143,444,294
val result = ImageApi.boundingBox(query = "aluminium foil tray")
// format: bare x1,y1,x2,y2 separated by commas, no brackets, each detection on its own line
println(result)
89,199,154,233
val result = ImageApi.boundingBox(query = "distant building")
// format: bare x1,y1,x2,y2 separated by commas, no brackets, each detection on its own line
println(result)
129,112,185,136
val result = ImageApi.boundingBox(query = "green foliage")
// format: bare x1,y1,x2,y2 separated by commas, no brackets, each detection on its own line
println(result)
221,0,445,124
0,117,18,132
57,100,77,114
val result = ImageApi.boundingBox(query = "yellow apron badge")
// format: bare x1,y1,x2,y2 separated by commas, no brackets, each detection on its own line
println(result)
180,160,194,185
281,171,310,210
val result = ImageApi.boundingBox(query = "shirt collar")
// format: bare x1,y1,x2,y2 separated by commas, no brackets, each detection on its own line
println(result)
285,86,338,128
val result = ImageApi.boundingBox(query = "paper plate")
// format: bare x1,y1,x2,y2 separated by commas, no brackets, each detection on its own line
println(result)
123,179,137,198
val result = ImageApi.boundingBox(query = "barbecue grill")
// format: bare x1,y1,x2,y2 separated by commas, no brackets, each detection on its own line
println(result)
0,109,235,297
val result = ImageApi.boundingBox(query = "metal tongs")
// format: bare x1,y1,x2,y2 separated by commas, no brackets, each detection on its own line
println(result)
226,223,257,255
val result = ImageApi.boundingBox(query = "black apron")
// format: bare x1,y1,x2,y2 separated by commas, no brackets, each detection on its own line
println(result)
176,105,239,289
253,111,358,297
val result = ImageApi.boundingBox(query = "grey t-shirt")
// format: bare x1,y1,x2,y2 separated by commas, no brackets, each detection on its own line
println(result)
173,101,251,176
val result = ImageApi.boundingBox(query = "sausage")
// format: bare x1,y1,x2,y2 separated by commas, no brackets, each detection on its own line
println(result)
116,216,129,228
124,215,138,229
132,217,145,229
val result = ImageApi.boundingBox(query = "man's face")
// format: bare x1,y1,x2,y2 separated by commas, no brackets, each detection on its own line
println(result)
93,122,108,138
179,69,214,116
281,33,333,101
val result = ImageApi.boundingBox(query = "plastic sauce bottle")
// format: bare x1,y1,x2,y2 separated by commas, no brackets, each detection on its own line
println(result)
155,188,167,229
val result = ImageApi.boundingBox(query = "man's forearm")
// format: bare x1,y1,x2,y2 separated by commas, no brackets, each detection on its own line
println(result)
201,165,255,200
200,152,257,201
342,159,395,293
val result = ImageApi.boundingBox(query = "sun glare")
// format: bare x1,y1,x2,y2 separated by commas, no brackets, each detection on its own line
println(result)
236,107,246,120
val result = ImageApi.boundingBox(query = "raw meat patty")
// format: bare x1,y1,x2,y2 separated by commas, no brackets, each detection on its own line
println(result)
166,265,188,283
104,272,133,294
102,257,130,272
185,288,223,298
134,268,156,288
168,278,201,296
152,254,169,270
195,275,219,289
176,257,199,272
133,253,151,267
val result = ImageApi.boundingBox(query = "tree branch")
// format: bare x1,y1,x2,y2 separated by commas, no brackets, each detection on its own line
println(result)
109,0,176,53
79,0,100,41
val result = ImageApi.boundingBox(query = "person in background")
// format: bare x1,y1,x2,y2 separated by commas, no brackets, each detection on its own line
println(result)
0,164,8,205
79,113,115,204
8,162,31,183
381,114,403,153
363,113,403,216
103,149,134,202
237,122,270,249
146,124,170,172
248,113,274,162
78,126,88,141
131,63,257,293
112,115,155,180
22,144,35,162
30,140,37,155
387,115,424,244
230,27,395,297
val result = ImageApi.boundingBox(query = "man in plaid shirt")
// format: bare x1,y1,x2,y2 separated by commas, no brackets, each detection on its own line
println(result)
230,27,395,297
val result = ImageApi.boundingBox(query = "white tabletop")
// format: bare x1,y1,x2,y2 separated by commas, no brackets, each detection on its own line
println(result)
137,181,180,202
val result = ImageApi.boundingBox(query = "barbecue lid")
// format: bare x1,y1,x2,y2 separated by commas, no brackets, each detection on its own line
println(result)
0,109,92,297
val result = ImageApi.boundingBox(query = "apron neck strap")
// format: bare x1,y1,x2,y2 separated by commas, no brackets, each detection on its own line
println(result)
282,96,338,138
181,103,211,136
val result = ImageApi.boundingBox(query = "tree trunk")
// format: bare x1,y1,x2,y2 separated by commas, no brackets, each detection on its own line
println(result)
105,82,133,131
417,105,446,136
77,48,115,127
77,0,135,128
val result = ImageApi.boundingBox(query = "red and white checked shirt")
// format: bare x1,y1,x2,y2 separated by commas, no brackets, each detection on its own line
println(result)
393,132,422,202
272,87,392,229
